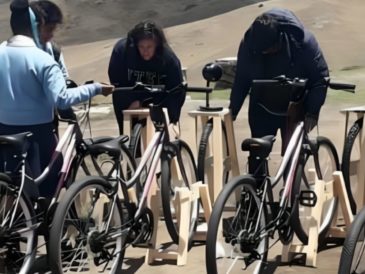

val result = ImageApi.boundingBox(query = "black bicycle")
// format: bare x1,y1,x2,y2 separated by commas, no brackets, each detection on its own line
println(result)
205,76,355,273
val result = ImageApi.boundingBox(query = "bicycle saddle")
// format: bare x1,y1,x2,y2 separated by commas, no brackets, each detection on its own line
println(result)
88,135,129,158
0,132,33,155
241,135,276,158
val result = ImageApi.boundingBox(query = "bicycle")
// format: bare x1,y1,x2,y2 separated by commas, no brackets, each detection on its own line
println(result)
0,80,135,273
338,205,365,274
205,76,354,273
47,83,199,273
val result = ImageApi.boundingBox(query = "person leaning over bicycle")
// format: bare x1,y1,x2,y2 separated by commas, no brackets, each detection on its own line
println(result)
229,8,329,148
108,20,185,135
0,0,114,197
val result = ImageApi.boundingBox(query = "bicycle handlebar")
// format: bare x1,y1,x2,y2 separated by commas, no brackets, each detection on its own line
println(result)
252,76,356,93
114,82,213,94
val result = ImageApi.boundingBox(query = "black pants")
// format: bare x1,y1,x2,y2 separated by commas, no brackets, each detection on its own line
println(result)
0,122,57,197
112,91,185,135
249,103,287,140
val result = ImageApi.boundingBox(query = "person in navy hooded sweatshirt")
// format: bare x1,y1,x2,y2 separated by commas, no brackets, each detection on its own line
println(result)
108,20,184,135
229,8,329,145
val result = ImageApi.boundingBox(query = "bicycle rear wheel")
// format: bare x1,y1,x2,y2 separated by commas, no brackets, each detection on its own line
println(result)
161,140,198,247
206,176,268,274
48,177,125,274
341,117,363,214
338,206,365,274
197,118,230,185
291,136,340,244
0,179,37,274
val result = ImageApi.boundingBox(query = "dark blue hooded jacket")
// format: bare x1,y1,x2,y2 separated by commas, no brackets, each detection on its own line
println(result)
229,8,329,119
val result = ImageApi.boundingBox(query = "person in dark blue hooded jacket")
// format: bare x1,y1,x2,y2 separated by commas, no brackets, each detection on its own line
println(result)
108,20,184,135
229,8,329,145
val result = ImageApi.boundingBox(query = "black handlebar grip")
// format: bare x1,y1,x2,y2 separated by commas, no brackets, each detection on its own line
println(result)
329,82,356,92
186,86,213,93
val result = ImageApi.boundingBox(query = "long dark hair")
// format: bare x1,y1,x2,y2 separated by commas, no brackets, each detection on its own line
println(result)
127,20,168,56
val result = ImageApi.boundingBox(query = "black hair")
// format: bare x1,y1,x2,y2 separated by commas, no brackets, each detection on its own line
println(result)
251,14,280,53
29,0,63,25
127,20,168,56
10,0,32,35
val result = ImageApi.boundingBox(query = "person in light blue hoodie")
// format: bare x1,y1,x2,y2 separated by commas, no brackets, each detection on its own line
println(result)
0,0,114,197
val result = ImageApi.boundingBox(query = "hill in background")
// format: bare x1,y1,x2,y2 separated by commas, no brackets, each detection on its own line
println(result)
0,0,262,45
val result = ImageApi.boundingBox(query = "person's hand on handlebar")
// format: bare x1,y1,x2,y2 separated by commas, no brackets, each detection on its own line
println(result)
100,83,115,96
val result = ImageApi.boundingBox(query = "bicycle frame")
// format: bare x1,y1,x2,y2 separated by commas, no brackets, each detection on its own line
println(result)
255,122,305,234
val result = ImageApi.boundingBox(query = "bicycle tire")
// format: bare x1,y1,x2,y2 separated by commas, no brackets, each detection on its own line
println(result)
338,206,365,274
70,142,137,190
197,118,229,184
291,136,340,245
128,122,143,159
341,117,363,214
206,175,268,274
0,179,37,274
48,176,125,274
161,140,198,248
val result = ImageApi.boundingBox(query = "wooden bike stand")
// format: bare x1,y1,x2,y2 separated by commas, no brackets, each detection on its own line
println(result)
282,170,353,267
188,108,240,203
145,182,212,266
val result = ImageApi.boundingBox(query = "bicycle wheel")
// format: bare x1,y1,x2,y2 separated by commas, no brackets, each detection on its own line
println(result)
128,121,144,159
0,179,37,274
197,118,230,185
341,117,363,214
338,206,365,274
48,176,125,274
291,136,340,245
71,142,136,186
206,176,268,274
161,140,198,247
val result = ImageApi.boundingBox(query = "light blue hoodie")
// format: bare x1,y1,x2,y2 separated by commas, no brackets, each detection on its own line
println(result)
0,35,102,125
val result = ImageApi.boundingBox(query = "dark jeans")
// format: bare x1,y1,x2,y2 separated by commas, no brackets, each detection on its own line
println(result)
112,90,185,135
0,122,57,197
249,103,287,141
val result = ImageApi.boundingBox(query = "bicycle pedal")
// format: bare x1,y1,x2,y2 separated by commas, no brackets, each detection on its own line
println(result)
299,190,317,207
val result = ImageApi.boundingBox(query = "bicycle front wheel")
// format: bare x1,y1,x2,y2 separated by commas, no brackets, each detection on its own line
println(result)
341,117,363,214
206,176,268,274
291,136,340,245
48,176,125,274
338,206,365,274
197,118,230,185
0,179,37,274
161,140,198,247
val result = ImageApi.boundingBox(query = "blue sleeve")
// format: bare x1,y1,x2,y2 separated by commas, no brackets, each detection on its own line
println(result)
229,38,252,119
42,63,102,109
302,32,329,115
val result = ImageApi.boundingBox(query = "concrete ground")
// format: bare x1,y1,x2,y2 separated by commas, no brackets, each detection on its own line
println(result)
71,96,360,274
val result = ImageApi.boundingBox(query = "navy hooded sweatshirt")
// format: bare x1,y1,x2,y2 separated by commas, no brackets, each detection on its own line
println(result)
108,38,184,123
229,8,329,119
